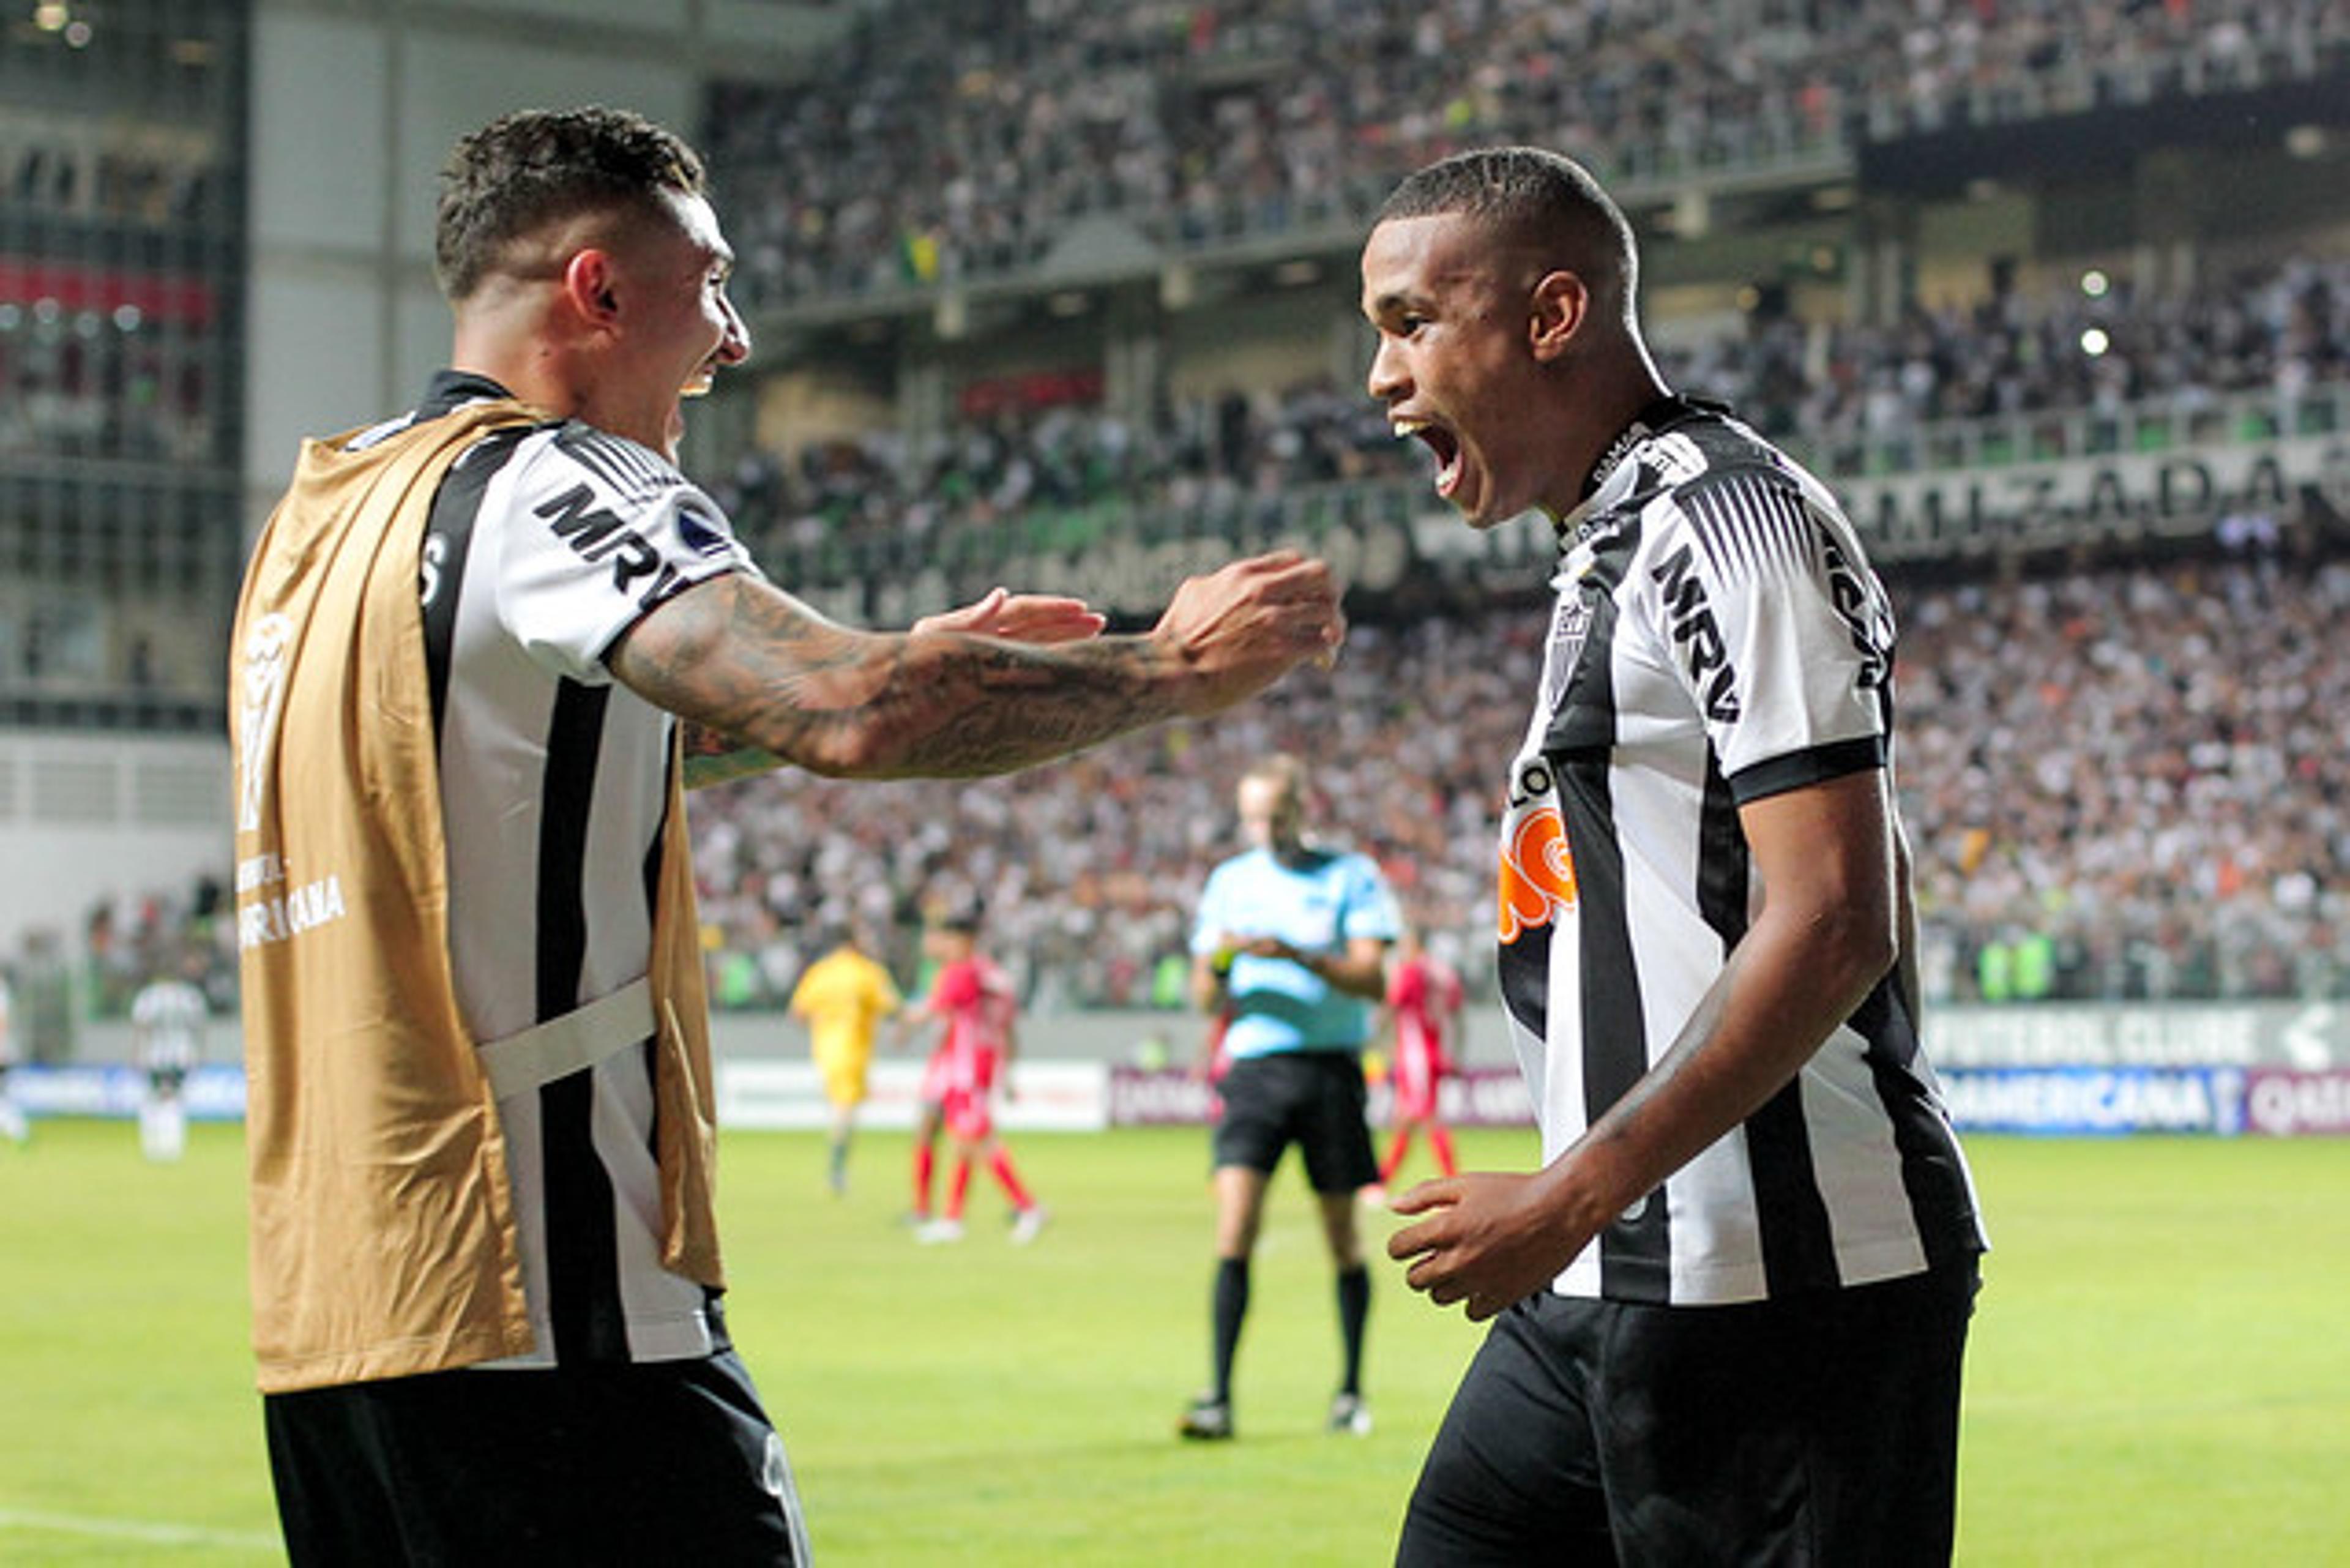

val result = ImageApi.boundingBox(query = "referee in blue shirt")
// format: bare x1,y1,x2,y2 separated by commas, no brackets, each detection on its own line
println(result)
1179,753,1401,1441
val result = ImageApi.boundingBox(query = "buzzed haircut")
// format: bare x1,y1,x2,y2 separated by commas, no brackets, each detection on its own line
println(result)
1241,753,1306,801
1375,146,1640,305
435,106,707,302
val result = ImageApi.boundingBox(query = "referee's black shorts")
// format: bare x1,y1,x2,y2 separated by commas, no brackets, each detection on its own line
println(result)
1396,1261,1980,1566
264,1349,806,1566
1212,1049,1379,1194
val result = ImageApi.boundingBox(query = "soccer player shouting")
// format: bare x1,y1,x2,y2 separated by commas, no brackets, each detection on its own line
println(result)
1362,147,1988,1564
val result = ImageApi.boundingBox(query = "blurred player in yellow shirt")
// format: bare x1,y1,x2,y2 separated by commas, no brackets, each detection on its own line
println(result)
789,920,904,1195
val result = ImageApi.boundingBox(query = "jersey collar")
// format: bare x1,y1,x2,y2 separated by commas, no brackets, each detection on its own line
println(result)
1552,391,1731,547
417,368,520,420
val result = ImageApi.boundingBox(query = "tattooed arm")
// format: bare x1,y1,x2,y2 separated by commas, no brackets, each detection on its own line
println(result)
609,551,1343,790
666,586,1111,788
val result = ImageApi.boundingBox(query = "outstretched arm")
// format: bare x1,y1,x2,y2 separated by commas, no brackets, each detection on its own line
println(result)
611,553,1342,788
668,586,1106,787
1387,766,1901,1320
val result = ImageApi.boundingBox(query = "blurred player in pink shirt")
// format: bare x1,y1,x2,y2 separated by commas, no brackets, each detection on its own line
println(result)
909,907,1048,1244
1373,926,1464,1195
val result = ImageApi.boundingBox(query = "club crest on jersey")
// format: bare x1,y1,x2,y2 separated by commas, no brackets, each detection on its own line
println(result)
236,611,294,834
1540,593,1592,715
675,498,734,558
1498,758,1577,943
1651,542,1740,722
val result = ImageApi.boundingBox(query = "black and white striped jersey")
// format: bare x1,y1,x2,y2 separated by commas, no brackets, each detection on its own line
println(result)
1499,395,1985,1306
131,979,209,1072
357,371,759,1367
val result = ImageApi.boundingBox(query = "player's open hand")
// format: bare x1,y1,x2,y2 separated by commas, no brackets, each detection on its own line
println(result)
1152,551,1345,715
1386,1171,1582,1322
914,588,1106,644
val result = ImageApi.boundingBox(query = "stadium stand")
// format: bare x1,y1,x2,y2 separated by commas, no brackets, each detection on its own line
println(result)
706,255,2350,564
659,0,2350,1010
702,0,2350,307
684,531,2350,1014
0,0,245,732
8,0,2350,1026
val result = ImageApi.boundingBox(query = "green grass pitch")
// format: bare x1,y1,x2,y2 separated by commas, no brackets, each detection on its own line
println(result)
2,1121,2346,1563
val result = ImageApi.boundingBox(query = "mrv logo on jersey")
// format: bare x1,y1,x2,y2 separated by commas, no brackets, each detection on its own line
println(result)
1650,542,1739,722
536,484,692,610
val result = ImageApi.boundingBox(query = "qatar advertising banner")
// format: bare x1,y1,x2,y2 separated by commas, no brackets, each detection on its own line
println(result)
2242,1068,2350,1137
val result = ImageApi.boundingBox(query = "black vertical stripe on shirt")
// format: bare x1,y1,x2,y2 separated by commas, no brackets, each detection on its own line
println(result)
638,762,670,1163
537,678,629,1364
1498,922,1551,1049
1860,983,1986,1274
1692,757,1838,1292
1542,561,1671,1297
420,430,527,741
1559,750,1668,1301
1554,777,1634,1098
1552,572,1624,759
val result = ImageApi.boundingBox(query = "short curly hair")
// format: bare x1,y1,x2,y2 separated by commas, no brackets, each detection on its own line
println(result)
434,106,706,302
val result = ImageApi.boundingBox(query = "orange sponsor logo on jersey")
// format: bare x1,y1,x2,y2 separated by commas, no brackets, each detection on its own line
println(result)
1498,801,1577,944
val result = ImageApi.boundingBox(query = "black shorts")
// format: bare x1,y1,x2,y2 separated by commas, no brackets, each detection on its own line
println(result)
1397,1263,1980,1567
264,1350,807,1566
1212,1051,1378,1193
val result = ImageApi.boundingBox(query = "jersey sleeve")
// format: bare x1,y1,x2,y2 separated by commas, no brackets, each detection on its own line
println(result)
1643,468,1892,804
496,424,763,684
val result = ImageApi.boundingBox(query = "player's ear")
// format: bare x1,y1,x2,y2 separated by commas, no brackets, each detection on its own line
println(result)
1528,270,1587,363
563,250,622,326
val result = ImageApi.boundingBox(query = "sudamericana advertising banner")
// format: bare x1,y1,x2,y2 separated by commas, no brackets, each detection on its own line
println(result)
13,1010,2349,1137
1936,1067,2248,1136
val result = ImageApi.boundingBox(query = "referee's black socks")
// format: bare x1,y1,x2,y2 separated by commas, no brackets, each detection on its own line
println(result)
1337,1264,1370,1396
1211,1257,1251,1402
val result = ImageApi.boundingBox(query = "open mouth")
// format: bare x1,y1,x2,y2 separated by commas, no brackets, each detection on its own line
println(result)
1393,417,1463,498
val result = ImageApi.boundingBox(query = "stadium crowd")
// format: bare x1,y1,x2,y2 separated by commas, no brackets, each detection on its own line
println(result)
14,0,2350,1026
709,255,2350,569
682,526,2350,1014
15,259,2350,1021
703,0,2350,307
